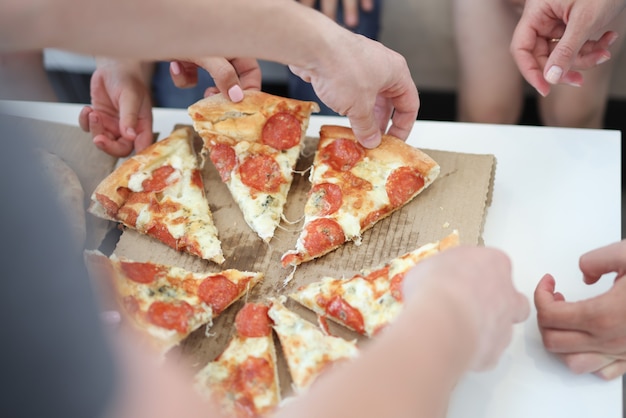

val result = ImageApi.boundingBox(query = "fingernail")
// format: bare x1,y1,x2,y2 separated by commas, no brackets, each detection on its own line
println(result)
360,133,381,149
170,61,181,75
608,33,619,47
567,81,582,88
126,127,137,138
545,65,563,84
228,85,244,102
596,55,610,65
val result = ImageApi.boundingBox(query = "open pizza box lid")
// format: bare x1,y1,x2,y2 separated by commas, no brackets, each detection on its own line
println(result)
11,114,496,396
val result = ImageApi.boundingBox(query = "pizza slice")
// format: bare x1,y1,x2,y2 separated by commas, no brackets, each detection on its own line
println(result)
281,125,440,267
289,231,459,337
84,250,263,354
195,302,281,418
188,91,319,242
268,296,359,393
88,127,224,264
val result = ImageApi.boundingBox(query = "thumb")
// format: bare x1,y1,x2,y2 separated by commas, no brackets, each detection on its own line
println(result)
118,88,142,140
543,22,588,84
347,108,382,149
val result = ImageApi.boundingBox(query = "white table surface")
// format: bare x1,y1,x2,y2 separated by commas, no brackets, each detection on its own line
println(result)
1,100,622,418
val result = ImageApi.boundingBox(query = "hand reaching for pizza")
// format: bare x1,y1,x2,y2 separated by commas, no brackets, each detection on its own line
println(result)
403,246,530,371
168,57,262,102
510,0,623,96
79,58,154,158
535,240,626,380
289,32,419,149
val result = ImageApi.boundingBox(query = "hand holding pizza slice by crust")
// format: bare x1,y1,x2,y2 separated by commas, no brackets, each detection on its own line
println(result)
84,250,263,354
188,91,319,242
289,231,459,337
88,127,224,264
281,125,440,267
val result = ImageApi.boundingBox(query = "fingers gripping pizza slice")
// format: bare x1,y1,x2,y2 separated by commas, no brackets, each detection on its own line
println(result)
195,302,281,418
188,91,319,242
268,296,358,393
281,125,440,267
83,250,263,354
289,231,459,337
88,127,224,264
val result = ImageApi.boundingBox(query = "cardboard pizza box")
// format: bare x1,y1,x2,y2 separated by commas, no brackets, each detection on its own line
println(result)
12,115,495,397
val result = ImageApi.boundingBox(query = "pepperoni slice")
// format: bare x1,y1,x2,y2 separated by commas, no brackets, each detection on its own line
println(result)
302,218,345,257
142,165,177,192
95,193,120,218
197,275,239,314
386,167,425,207
147,300,194,333
232,356,274,395
235,303,271,338
308,183,342,216
321,138,364,172
390,272,406,302
191,169,204,190
239,154,283,193
120,261,165,284
261,112,301,150
146,224,177,249
363,265,390,283
325,296,365,334
210,143,237,182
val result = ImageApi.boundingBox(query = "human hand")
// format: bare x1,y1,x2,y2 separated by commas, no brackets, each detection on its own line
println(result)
535,240,626,380
168,57,261,102
290,33,419,148
511,0,624,96
78,59,153,157
403,246,530,371
297,0,374,28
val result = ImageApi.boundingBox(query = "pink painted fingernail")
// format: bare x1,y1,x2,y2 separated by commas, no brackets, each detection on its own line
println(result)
545,65,563,84
170,61,181,75
228,85,244,102
608,33,619,46
597,55,610,65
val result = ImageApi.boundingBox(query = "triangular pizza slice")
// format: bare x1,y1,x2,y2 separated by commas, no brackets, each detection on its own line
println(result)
195,302,281,418
83,250,263,354
281,125,440,267
88,127,224,264
289,231,459,337
188,91,319,242
268,296,359,393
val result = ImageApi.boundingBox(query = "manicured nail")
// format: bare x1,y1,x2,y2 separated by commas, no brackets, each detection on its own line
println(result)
608,33,619,47
597,55,610,65
228,85,244,102
170,61,181,75
545,65,563,84
126,127,137,138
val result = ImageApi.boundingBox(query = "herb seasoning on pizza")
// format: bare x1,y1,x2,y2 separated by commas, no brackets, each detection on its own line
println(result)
84,250,263,353
188,91,319,242
289,231,459,337
281,125,440,267
88,127,225,264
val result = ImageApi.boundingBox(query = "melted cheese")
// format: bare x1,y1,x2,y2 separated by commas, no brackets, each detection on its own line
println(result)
268,299,358,391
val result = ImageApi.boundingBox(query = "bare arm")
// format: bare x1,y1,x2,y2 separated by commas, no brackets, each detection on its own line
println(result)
1,0,417,147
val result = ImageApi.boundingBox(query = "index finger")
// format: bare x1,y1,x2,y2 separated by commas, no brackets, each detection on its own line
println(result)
386,83,419,141
510,17,551,96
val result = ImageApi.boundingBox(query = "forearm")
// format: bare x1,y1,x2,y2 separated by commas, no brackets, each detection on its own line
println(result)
276,288,476,418
1,0,346,70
